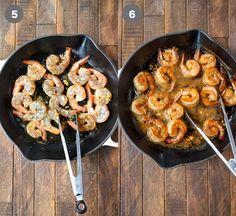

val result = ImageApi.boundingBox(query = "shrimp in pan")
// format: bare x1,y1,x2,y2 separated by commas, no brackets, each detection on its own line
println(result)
154,66,176,92
203,119,225,140
200,86,218,107
174,87,200,108
147,120,168,143
180,53,200,78
41,109,60,135
158,48,179,66
166,119,187,144
46,47,71,75
88,68,107,90
148,92,169,112
68,56,90,85
13,75,36,96
26,120,47,141
133,71,156,96
23,60,46,81
43,73,64,97
131,95,148,115
11,92,32,114
165,103,184,120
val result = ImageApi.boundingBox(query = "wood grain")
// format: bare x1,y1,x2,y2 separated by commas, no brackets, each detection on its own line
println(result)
34,24,56,216
187,169,208,216
208,0,229,37
0,0,15,215
143,13,165,216
57,0,78,33
229,0,236,56
186,0,207,31
120,1,144,215
37,0,56,24
144,0,164,16
78,0,98,42
13,1,36,216
165,0,186,32
99,0,118,45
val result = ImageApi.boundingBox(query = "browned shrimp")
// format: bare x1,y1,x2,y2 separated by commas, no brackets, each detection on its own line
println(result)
158,48,179,66
200,86,218,106
203,119,225,140
147,120,168,143
222,79,236,106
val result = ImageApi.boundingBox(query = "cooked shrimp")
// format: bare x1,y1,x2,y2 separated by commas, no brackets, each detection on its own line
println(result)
166,119,187,144
42,73,64,97
46,47,72,75
88,68,107,90
203,67,226,92
93,104,110,123
200,86,218,106
131,95,148,115
180,53,200,78
67,113,96,132
222,79,236,106
194,48,217,71
22,101,47,121
41,109,60,135
147,120,168,143
26,120,47,141
133,71,156,95
203,119,225,140
49,95,76,117
94,88,112,105
13,75,36,96
66,85,86,112
68,56,90,85
174,87,200,108
148,92,169,112
11,92,32,114
165,103,184,120
154,66,176,91
158,48,179,66
23,60,46,81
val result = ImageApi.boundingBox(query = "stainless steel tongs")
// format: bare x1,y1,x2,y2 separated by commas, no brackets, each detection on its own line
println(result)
185,96,236,176
58,115,87,214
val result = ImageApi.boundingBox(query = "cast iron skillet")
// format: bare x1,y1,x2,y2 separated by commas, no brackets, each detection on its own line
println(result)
118,29,236,168
0,34,118,161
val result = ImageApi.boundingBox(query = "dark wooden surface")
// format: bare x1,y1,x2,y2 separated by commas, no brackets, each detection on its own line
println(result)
0,0,235,215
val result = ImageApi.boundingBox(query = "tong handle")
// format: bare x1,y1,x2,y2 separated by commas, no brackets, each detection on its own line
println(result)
76,200,87,214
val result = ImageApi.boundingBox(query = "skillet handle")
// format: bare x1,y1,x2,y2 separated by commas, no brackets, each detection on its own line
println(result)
102,136,118,148
0,59,7,72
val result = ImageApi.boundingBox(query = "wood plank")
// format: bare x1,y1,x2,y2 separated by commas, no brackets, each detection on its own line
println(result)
208,151,231,216
34,24,56,216
120,1,144,215
144,15,164,41
57,0,78,34
98,45,118,216
144,0,164,16
0,1,15,215
98,147,119,216
78,0,98,42
186,169,208,216
229,0,236,56
16,0,36,46
165,167,186,216
37,0,56,24
14,1,36,215
99,0,118,45
186,0,207,31
164,1,186,215
143,14,164,216
208,0,229,37
165,0,186,33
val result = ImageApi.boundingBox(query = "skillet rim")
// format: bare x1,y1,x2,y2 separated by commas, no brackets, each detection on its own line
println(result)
0,33,118,161
118,28,234,168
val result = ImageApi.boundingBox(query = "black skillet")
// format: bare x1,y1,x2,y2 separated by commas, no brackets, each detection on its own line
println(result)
0,34,118,161
118,29,236,168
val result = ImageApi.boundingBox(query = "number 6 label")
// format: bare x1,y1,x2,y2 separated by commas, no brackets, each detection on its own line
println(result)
5,5,23,23
123,4,142,23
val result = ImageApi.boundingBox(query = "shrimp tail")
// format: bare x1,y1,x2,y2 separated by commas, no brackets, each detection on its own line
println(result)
194,48,201,61
157,48,163,64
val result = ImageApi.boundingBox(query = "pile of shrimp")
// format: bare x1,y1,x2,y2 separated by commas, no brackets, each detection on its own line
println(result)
11,47,112,141
131,47,234,148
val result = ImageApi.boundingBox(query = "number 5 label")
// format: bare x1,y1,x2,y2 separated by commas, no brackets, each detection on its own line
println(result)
5,5,23,23
123,4,142,23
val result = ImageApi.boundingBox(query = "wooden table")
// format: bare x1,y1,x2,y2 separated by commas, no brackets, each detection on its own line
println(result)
0,0,236,215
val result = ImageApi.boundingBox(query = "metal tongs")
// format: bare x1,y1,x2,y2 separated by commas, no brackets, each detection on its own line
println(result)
58,115,87,214
185,95,236,176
